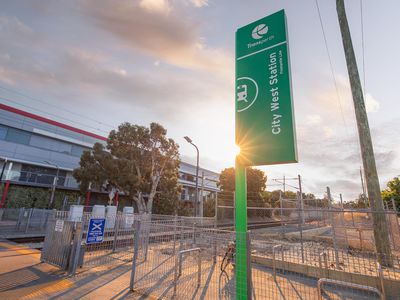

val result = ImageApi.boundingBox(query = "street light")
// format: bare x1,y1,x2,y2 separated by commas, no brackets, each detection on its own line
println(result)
44,160,59,209
184,136,199,217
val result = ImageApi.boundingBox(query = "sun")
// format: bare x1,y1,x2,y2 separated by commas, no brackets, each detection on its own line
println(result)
234,144,241,157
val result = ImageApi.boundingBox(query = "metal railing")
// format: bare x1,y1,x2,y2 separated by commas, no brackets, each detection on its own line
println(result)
317,278,383,300
174,247,201,295
272,244,284,280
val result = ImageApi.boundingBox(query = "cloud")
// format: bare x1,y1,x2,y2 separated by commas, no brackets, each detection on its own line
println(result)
80,0,232,73
0,15,34,41
365,93,380,113
306,114,322,125
188,0,209,7
139,0,171,14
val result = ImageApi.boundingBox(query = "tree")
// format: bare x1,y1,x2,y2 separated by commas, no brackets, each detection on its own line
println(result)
152,168,190,216
218,167,267,194
73,122,180,214
382,176,400,210
218,167,269,219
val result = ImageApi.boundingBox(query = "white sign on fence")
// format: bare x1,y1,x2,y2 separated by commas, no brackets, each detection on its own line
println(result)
55,219,64,232
125,214,134,226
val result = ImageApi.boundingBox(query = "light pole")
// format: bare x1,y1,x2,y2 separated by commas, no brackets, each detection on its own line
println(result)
184,136,199,217
44,160,59,209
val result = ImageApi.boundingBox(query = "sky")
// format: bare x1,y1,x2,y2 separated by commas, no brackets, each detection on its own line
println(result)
0,0,399,201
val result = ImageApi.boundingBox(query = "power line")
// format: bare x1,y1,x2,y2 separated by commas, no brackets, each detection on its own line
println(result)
314,0,364,173
0,96,110,135
314,0,349,135
0,85,116,131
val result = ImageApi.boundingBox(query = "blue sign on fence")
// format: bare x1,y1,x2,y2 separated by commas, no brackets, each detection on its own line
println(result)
86,218,106,244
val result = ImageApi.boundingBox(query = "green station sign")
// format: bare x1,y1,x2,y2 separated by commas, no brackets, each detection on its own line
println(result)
235,9,297,166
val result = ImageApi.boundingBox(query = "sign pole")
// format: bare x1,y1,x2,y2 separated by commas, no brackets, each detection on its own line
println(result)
235,158,249,299
235,10,297,298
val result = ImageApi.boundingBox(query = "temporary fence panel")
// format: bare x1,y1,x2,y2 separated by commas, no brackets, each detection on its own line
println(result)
38,208,400,299
0,208,53,234
40,217,75,269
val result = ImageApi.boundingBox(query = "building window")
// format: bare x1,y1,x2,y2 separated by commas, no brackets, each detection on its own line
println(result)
0,125,7,140
29,134,55,151
19,164,67,186
6,128,31,145
71,145,86,157
56,141,73,154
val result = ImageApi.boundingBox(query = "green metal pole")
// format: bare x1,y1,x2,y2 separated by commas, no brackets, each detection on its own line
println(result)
235,158,248,299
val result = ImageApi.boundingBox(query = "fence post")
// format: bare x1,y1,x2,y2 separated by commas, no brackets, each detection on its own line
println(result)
173,214,177,255
297,192,304,263
24,208,33,233
213,215,217,263
16,207,24,230
192,222,197,246
112,216,120,253
69,221,83,274
129,220,141,291
327,187,339,268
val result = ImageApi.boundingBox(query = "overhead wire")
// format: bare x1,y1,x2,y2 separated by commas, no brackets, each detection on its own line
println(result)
314,0,349,136
0,95,110,135
0,84,115,132
314,0,366,197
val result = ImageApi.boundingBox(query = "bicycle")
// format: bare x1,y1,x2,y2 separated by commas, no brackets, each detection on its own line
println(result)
218,241,256,300
219,241,236,300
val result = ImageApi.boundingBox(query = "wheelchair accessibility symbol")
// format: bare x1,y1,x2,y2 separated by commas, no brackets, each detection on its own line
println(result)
236,77,258,112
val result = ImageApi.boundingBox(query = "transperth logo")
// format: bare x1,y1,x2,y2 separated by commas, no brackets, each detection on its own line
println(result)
251,24,268,39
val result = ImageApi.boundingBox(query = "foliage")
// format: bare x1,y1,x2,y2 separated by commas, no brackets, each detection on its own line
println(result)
3,185,81,209
152,168,190,216
381,176,400,210
74,122,180,213
4,185,49,208
217,167,267,193
262,190,297,207
203,197,215,217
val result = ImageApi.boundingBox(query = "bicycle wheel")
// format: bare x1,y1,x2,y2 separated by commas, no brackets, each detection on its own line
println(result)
220,253,230,272
218,270,234,300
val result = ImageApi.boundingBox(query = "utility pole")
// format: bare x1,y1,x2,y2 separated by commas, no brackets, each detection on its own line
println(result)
336,0,392,266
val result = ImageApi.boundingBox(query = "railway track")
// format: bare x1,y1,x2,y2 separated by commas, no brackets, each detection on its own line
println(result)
217,220,296,230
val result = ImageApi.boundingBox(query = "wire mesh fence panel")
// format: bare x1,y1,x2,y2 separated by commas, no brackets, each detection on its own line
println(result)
0,208,22,232
37,206,400,299
0,207,53,234
387,212,400,251
130,221,237,299
40,217,75,269
78,212,136,268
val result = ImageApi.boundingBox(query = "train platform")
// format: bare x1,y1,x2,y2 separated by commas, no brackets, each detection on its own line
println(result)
0,240,144,299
